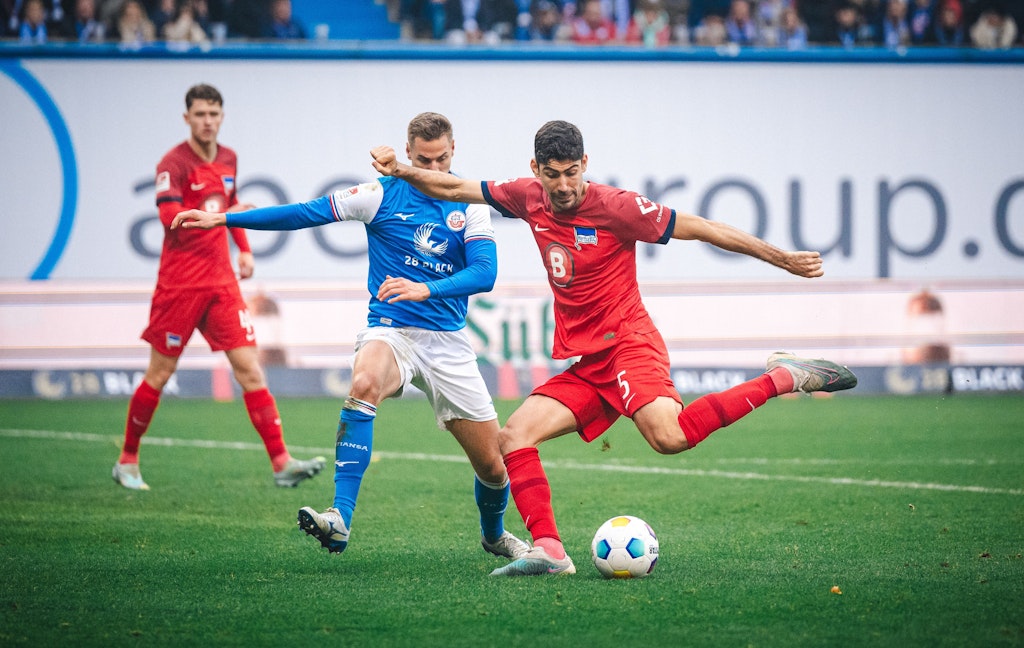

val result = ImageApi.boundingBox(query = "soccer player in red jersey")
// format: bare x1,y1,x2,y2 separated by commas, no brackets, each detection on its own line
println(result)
370,120,857,576
112,84,325,491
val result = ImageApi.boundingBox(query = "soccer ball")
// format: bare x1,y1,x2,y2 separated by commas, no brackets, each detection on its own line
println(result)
591,515,659,579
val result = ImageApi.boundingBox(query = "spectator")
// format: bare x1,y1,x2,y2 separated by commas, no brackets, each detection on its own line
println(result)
18,0,47,41
753,0,788,45
62,0,105,41
114,0,155,44
444,0,519,44
163,0,210,42
688,0,729,29
528,0,567,40
881,0,911,47
662,0,690,43
261,0,305,39
969,3,1017,48
149,0,175,35
569,0,616,43
854,0,883,40
625,0,671,46
775,5,807,48
832,1,867,46
931,0,965,44
98,0,123,27
693,8,726,44
723,0,757,45
10,0,68,37
908,0,934,43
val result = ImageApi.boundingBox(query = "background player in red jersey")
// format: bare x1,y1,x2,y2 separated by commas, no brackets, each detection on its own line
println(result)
112,83,325,491
370,120,857,576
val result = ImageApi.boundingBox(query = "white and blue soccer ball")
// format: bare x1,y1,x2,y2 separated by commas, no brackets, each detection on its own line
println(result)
591,515,659,579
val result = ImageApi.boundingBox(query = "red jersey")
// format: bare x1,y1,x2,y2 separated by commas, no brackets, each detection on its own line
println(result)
153,141,249,290
483,178,674,359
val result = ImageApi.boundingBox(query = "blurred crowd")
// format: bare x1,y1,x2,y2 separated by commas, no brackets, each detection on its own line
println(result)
1,0,308,45
396,0,1022,48
3,0,1021,49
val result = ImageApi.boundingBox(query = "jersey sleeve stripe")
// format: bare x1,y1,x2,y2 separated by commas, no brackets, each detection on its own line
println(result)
657,209,676,245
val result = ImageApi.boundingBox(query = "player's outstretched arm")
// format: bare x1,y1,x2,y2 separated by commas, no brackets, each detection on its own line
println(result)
672,212,824,278
172,209,226,230
370,145,486,204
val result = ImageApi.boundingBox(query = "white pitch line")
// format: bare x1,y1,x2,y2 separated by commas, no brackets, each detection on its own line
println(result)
2,428,1022,496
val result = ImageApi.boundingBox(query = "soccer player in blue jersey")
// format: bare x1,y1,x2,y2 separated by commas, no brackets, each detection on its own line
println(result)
172,112,530,561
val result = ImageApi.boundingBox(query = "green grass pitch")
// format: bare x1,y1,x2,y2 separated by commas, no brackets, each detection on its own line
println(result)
1,393,1022,647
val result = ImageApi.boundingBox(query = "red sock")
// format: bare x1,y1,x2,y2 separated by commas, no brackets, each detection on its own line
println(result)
678,374,778,449
119,380,161,464
243,388,290,470
505,447,565,558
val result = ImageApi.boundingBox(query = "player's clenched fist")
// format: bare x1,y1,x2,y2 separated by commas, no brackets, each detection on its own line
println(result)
783,250,824,278
370,146,398,176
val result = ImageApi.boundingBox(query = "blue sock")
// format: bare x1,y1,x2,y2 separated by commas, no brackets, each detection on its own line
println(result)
333,398,376,527
475,476,509,543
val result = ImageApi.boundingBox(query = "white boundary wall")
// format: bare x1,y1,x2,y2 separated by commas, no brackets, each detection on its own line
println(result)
1,55,1022,370
2,57,1023,283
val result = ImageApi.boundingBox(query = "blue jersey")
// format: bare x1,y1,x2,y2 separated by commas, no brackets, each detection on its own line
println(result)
226,175,497,331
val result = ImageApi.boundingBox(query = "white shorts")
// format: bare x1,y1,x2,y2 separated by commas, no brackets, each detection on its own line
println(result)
355,326,497,429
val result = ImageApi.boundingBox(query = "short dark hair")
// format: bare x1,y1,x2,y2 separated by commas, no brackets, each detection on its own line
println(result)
534,120,584,165
185,84,223,109
407,112,453,144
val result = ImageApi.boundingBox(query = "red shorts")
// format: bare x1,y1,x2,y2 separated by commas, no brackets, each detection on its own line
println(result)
533,330,682,443
142,285,255,357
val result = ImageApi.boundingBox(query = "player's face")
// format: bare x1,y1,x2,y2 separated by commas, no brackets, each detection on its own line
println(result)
532,155,588,212
407,136,454,173
184,99,223,147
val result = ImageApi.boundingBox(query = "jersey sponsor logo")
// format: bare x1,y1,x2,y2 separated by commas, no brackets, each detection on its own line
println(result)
395,212,415,220
414,223,449,257
544,242,575,288
573,226,598,249
204,196,225,212
190,182,206,191
337,441,369,452
446,210,466,231
155,171,171,193
635,195,659,215
534,224,550,232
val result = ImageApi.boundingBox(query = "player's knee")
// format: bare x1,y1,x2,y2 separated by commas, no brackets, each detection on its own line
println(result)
232,365,265,391
496,424,529,455
477,459,508,484
645,430,689,455
348,371,384,402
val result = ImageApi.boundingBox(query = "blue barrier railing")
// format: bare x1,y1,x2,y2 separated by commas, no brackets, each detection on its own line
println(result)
2,40,1023,64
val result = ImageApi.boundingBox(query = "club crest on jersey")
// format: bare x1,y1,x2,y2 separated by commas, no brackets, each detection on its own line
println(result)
446,210,466,232
414,223,449,257
574,226,598,249
222,176,235,195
